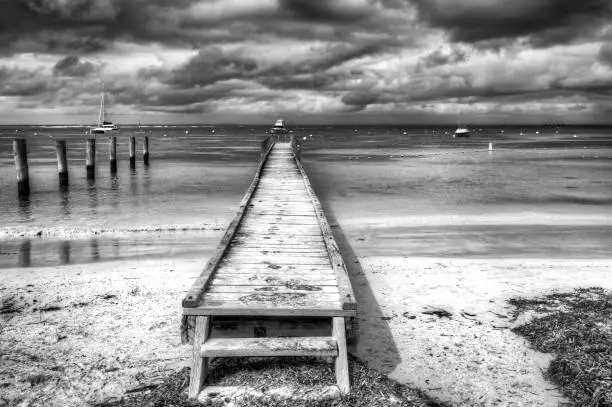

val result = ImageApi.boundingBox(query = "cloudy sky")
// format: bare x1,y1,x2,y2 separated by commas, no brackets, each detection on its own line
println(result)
1,0,611,125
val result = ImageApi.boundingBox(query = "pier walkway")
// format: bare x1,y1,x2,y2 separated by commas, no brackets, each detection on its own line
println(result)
181,138,356,401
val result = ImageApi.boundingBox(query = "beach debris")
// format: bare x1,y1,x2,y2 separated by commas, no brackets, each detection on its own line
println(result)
1,295,24,315
422,307,452,319
402,312,417,319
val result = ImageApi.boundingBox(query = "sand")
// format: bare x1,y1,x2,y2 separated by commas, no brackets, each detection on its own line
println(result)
348,257,612,406
2,247,611,406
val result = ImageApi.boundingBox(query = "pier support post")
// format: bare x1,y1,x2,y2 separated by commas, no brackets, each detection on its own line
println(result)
129,136,136,169
55,140,69,188
143,136,149,165
13,139,30,196
109,136,117,173
86,139,96,179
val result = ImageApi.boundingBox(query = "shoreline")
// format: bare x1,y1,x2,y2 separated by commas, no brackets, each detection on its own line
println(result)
0,223,227,241
2,250,611,405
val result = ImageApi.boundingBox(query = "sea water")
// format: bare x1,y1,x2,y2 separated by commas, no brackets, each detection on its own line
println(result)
0,124,611,268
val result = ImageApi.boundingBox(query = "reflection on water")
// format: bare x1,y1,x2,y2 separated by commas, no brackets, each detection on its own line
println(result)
90,239,100,262
17,240,31,267
17,195,32,223
59,240,70,264
0,234,216,269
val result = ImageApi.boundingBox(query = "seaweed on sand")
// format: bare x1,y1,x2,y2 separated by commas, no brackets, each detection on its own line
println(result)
98,355,447,407
510,287,612,406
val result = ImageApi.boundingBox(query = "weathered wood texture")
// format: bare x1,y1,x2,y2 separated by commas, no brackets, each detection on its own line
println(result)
129,136,136,169
13,139,30,196
181,142,355,318
55,140,69,188
86,138,95,179
201,337,338,357
143,135,150,165
109,136,117,173
188,316,211,399
182,137,275,308
183,141,356,317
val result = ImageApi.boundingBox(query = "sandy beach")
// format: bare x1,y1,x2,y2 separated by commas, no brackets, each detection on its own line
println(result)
2,236,610,406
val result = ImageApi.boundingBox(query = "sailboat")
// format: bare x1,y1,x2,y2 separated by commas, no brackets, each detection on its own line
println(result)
90,85,118,134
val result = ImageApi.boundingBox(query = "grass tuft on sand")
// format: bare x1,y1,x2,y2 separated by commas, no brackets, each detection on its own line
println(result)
510,287,612,406
99,355,446,407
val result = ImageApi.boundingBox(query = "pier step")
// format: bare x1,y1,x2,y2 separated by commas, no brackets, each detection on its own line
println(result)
198,385,340,404
201,337,338,357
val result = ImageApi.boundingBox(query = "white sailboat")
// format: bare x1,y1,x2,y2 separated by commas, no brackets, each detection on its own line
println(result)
90,85,118,134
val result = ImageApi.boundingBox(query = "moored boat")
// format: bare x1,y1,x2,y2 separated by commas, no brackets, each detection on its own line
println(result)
90,85,119,134
454,126,470,137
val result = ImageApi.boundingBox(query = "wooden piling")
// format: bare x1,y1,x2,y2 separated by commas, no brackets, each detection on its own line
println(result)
13,139,30,196
55,140,69,188
86,139,96,179
129,136,136,169
109,136,117,173
143,136,149,165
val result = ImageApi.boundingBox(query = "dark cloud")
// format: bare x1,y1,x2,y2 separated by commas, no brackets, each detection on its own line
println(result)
53,55,97,77
166,48,258,88
278,0,373,23
0,66,62,97
341,91,379,110
413,0,612,46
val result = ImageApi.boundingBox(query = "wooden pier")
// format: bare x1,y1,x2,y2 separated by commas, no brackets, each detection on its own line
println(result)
181,137,357,401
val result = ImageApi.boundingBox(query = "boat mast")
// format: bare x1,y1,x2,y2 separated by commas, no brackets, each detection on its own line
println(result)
98,83,105,127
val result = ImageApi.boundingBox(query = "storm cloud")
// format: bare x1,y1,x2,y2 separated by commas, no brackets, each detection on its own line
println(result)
413,0,612,46
0,0,611,123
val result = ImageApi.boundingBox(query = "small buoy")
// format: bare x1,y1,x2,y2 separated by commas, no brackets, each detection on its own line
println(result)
573,135,577,138
403,131,407,135
536,131,540,135
163,134,167,137
212,129,215,133
520,132,524,136
309,134,313,137
303,136,307,140
185,130,189,134
488,142,493,151
501,130,504,133
34,132,37,136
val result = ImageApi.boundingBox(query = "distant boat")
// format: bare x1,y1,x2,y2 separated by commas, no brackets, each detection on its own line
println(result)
454,126,470,137
90,85,119,134
269,119,288,134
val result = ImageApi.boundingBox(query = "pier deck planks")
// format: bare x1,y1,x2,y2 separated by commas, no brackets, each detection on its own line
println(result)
183,142,355,317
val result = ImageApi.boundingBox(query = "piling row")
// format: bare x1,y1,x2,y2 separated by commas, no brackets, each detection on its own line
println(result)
12,136,150,196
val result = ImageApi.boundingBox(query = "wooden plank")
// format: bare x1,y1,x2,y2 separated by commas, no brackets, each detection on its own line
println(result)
184,302,351,317
207,285,339,293
333,317,350,394
201,292,340,303
198,385,340,403
201,337,337,357
182,138,275,308
210,275,338,285
220,258,331,266
188,316,210,399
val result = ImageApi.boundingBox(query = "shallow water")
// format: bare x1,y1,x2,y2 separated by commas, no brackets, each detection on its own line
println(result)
1,124,611,267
